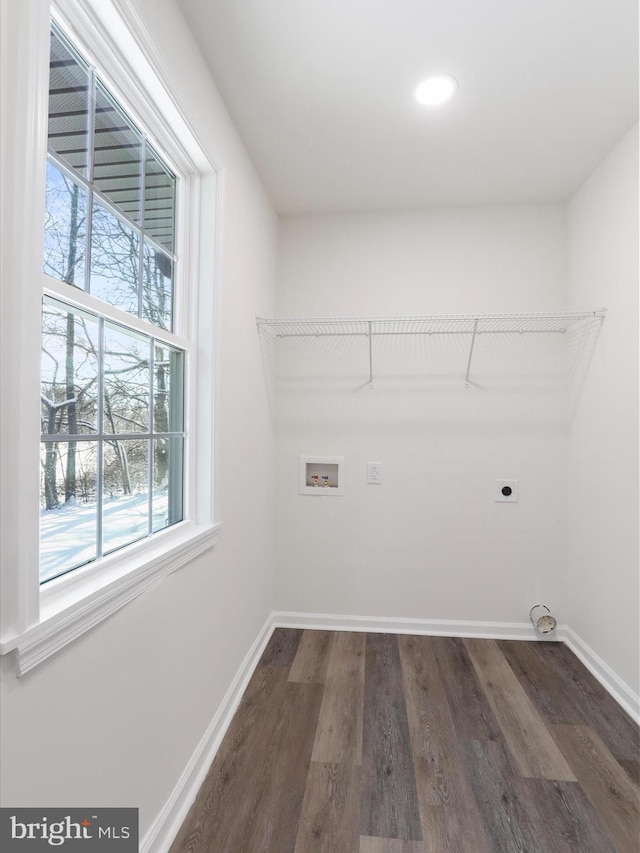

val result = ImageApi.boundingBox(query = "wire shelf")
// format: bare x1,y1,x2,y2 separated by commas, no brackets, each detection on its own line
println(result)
256,310,607,386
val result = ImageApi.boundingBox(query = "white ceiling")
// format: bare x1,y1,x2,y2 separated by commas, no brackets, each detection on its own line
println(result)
176,0,638,214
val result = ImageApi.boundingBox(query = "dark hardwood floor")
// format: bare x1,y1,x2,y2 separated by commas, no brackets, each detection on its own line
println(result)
170,630,640,853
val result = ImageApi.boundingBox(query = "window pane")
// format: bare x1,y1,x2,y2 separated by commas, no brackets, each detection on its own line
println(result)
90,198,140,314
41,299,99,436
103,322,150,433
103,438,149,553
44,161,88,286
154,344,184,432
48,26,90,177
93,81,142,223
145,143,175,254
41,24,186,584
143,242,173,330
152,438,183,532
40,440,97,582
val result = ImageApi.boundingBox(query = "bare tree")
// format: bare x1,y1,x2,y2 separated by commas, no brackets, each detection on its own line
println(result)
42,164,173,510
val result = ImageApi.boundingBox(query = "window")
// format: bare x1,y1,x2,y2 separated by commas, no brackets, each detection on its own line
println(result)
40,298,185,582
0,0,218,673
45,25,176,328
40,23,186,583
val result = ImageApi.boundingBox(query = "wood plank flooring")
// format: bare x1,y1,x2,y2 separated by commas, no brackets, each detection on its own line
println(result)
170,630,639,853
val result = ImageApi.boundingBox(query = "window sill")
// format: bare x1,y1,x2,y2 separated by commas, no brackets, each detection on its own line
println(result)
0,521,222,675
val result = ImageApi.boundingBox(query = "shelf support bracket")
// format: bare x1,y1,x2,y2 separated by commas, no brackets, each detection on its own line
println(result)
368,321,374,387
464,319,479,388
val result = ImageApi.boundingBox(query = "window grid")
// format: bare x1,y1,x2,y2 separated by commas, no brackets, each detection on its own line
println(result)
47,22,177,328
41,22,185,585
84,47,96,292
45,151,177,269
41,299,185,582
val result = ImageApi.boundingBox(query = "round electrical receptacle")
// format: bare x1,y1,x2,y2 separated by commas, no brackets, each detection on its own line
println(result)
501,486,512,496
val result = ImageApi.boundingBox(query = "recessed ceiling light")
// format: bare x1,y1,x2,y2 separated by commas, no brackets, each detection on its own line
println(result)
415,75,458,106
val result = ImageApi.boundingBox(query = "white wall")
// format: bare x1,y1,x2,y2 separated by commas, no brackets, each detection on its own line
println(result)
274,205,571,624
0,0,278,840
566,123,639,695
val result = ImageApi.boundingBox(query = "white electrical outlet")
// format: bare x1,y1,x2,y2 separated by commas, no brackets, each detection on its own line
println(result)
367,462,383,484
495,479,519,502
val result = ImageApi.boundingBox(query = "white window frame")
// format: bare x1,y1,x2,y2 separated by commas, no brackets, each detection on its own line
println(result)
0,0,222,674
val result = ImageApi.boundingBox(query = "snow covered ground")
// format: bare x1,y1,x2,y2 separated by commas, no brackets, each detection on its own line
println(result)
40,489,170,583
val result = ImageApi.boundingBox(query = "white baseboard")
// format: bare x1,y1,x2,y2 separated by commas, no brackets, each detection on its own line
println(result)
271,609,559,642
143,609,638,852
140,615,276,853
563,626,640,724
